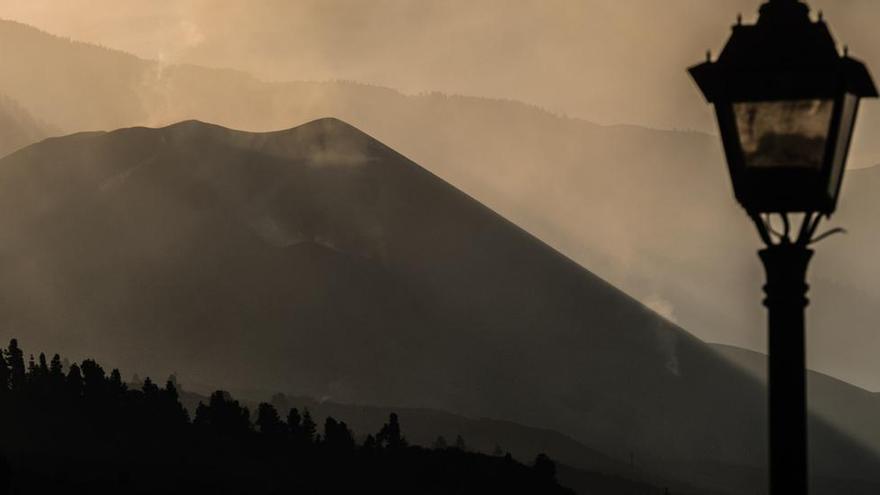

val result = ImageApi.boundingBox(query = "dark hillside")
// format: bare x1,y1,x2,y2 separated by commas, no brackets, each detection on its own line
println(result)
0,119,877,494
0,339,570,495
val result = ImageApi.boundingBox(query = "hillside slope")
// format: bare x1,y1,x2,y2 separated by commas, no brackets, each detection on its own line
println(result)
0,119,877,494
711,343,880,458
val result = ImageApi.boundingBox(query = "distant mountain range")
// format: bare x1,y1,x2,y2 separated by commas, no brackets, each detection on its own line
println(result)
0,118,877,495
2,19,879,397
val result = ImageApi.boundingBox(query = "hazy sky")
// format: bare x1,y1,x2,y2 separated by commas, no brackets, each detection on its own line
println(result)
2,0,879,136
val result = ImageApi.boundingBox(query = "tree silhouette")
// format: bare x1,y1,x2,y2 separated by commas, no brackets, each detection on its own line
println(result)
66,363,83,398
323,417,355,451
257,402,286,437
160,379,189,426
363,434,377,451
0,349,9,393
377,412,406,449
432,435,448,450
81,359,107,399
287,406,309,448
48,354,64,392
455,434,467,451
301,408,317,444
37,353,48,376
6,339,25,391
534,453,557,481
0,339,573,494
167,372,181,393
109,368,127,396
194,390,251,437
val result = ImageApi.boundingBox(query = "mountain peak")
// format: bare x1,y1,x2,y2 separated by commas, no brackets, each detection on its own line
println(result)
157,117,367,138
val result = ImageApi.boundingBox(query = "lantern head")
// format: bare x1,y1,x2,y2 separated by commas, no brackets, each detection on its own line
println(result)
690,0,877,215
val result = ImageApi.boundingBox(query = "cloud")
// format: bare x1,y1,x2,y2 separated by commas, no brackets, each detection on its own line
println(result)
644,293,678,324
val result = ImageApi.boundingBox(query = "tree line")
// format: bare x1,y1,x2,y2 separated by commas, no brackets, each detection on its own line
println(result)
0,339,569,494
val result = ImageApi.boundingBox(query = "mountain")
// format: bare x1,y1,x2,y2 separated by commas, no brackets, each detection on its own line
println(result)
0,118,878,494
7,0,880,139
0,93,51,157
4,18,880,397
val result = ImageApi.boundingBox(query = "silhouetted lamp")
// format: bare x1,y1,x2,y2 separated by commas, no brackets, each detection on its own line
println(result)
688,1,876,494
690,0,877,215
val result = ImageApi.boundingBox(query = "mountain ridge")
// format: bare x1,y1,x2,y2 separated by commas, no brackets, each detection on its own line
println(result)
0,118,878,494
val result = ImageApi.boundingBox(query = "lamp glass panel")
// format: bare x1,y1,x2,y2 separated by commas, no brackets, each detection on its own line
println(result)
734,99,833,168
828,93,859,197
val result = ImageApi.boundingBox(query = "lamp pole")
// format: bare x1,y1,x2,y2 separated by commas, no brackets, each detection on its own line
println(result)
690,0,877,490
758,226,814,494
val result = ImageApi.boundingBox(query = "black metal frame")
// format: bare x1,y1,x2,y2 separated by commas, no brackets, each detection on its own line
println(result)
689,0,877,215
749,211,829,495
714,94,861,214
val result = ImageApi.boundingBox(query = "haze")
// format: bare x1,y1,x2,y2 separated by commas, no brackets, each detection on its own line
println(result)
1,0,879,391
0,1,877,138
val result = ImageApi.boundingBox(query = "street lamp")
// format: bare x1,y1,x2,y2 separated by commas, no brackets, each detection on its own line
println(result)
688,0,876,494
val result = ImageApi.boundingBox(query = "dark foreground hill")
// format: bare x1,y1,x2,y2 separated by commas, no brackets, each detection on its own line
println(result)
0,119,877,494
0,339,570,495
169,388,701,495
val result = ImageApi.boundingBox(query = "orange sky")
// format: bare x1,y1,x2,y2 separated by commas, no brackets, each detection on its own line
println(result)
1,0,879,154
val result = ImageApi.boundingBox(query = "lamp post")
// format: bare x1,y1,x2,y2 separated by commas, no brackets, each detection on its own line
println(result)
688,1,877,493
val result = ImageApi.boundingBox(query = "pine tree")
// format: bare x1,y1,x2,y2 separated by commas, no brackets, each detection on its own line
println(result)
377,413,406,449
301,408,317,444
30,353,50,393
256,403,286,437
0,349,9,393
160,379,188,426
49,354,64,392
432,436,448,450
109,369,127,395
455,434,467,451
80,359,107,399
167,373,181,393
163,378,179,401
493,444,504,456
323,417,355,451
287,407,303,442
37,353,48,375
533,453,557,481
66,363,83,398
363,434,377,450
49,354,63,376
7,339,25,392
194,391,251,436
142,377,159,397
